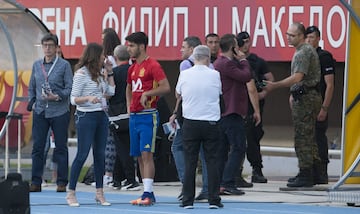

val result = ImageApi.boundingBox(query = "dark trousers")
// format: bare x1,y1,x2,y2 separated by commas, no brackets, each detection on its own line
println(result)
31,111,69,186
315,118,329,163
112,130,136,183
217,114,246,187
246,99,265,169
182,119,221,206
245,120,264,169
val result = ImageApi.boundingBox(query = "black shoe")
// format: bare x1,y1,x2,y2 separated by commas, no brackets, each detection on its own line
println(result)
195,192,208,201
56,185,66,192
122,181,141,191
209,202,224,209
252,173,268,183
287,174,299,183
314,177,328,185
313,163,328,185
30,184,41,192
287,177,313,187
179,204,194,209
221,186,245,195
236,177,253,188
112,181,122,190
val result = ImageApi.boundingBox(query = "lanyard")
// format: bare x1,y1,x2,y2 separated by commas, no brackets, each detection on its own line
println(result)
41,56,58,82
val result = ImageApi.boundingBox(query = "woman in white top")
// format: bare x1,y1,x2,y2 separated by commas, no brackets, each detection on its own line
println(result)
66,43,115,207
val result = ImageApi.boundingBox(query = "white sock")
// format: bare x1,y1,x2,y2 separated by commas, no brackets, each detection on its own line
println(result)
142,178,153,192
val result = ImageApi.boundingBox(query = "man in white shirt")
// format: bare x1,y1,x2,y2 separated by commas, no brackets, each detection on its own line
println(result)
176,45,223,209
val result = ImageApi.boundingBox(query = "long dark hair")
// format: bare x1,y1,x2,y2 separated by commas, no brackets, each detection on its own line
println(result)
75,43,103,83
102,28,121,56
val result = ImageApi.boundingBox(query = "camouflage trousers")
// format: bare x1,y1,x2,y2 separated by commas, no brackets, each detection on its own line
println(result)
291,92,322,169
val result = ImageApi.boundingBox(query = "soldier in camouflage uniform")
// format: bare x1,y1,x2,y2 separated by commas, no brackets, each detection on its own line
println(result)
264,22,322,187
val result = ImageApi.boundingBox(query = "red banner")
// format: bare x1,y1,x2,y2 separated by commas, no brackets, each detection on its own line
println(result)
17,0,347,62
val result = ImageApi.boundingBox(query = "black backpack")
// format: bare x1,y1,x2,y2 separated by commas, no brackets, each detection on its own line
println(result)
0,173,30,214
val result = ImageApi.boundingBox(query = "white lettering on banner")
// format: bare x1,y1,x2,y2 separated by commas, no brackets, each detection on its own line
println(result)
114,7,188,46
29,7,87,45
253,7,270,47
132,79,143,92
327,5,346,48
55,8,70,45
271,6,286,47
232,7,251,35
309,6,324,48
141,7,152,46
173,7,188,46
288,6,304,26
71,7,87,45
232,5,346,49
205,7,218,35
155,8,170,47
103,7,119,33
28,4,347,60
120,7,136,45
42,8,55,30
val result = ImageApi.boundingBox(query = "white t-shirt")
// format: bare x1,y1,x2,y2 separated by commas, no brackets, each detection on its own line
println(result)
107,55,117,68
176,64,222,121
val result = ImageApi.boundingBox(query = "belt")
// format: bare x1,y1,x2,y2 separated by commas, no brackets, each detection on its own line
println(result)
108,114,129,122
130,109,157,115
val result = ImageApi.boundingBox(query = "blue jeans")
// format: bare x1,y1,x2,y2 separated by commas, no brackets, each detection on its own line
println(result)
217,114,246,188
171,129,185,183
31,111,69,186
69,111,108,190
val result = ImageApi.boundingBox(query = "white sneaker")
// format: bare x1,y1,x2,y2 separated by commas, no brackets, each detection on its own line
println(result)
103,175,113,186
91,176,113,187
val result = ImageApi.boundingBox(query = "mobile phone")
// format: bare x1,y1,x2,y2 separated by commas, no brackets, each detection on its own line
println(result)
232,47,237,56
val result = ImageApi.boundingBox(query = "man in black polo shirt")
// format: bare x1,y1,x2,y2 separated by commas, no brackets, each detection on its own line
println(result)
305,26,335,184
236,32,274,186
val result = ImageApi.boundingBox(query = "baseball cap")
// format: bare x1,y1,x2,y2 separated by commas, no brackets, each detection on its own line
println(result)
236,31,250,47
305,26,320,36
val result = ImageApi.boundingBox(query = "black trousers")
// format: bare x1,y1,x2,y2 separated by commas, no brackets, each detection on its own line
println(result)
245,120,264,169
112,130,136,183
315,118,329,163
244,100,265,170
181,119,221,206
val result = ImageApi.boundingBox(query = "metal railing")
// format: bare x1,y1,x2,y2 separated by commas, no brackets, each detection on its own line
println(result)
67,137,341,157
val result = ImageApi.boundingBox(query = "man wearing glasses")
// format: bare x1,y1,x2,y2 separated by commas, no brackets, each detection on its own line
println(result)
28,33,73,192
265,23,322,187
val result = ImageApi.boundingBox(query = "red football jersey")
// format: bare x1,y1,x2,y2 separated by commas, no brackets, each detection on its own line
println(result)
127,57,167,112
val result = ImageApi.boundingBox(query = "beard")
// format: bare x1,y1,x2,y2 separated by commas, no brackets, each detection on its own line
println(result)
131,47,141,58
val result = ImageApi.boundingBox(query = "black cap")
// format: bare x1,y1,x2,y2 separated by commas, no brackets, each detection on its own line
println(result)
305,26,320,36
236,31,250,47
